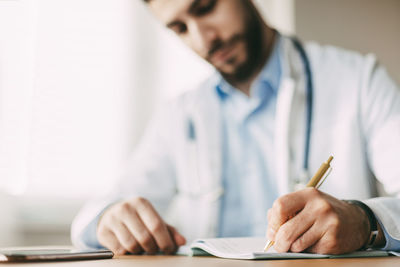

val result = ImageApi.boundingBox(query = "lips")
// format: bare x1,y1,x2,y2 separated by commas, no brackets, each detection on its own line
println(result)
211,44,235,64
211,42,236,64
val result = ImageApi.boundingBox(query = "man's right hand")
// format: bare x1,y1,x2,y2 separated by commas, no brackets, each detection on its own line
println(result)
97,197,186,255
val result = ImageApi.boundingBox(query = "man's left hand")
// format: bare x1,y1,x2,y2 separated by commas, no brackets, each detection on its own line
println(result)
266,188,371,254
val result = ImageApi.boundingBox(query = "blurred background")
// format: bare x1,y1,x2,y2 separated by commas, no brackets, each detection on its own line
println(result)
0,0,399,246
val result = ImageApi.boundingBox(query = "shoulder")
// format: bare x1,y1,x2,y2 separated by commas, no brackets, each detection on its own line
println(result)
304,41,378,79
150,73,219,126
303,41,380,93
304,41,377,76
164,73,220,111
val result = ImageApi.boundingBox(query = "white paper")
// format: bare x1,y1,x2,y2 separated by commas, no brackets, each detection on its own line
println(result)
177,237,394,260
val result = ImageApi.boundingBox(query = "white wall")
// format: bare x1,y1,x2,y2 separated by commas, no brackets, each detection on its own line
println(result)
256,0,296,35
295,0,400,83
0,0,36,195
0,0,212,246
0,0,36,246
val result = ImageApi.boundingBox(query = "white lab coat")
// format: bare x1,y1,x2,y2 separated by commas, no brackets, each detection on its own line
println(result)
71,36,400,249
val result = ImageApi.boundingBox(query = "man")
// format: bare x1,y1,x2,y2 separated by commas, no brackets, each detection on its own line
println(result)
71,0,400,255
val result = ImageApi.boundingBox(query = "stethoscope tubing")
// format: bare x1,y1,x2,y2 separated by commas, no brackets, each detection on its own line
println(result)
292,38,313,172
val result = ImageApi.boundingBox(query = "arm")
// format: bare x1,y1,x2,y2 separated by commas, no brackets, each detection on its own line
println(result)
71,105,184,253
361,58,400,251
266,58,400,254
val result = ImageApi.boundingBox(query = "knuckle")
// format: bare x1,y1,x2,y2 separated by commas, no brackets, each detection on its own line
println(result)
329,215,341,229
101,209,116,224
118,201,132,214
316,200,333,215
274,228,292,252
323,235,340,253
291,238,306,252
133,197,149,207
307,187,320,196
273,198,286,216
108,213,120,224
138,233,153,248
97,221,113,239
278,227,292,242
97,225,108,237
149,220,164,234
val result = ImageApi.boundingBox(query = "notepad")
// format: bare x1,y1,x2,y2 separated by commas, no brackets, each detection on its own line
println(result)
176,237,398,260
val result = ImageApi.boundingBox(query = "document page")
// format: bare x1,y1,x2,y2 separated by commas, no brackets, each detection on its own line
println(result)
186,237,326,259
177,237,392,260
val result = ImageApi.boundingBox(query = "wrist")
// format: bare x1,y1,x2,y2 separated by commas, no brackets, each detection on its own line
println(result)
343,200,382,249
374,223,386,248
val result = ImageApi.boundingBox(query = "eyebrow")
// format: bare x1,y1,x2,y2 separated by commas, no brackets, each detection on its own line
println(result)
166,0,201,28
188,0,202,14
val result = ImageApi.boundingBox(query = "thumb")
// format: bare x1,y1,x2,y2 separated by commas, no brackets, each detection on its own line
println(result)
167,225,186,246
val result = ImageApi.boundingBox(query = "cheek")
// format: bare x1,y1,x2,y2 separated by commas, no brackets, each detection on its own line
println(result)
192,46,208,60
180,36,205,58
234,42,248,61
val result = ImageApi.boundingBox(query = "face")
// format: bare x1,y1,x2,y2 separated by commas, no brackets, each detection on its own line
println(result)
148,0,265,82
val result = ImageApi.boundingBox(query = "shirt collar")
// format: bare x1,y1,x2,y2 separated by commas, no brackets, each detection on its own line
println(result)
216,34,282,100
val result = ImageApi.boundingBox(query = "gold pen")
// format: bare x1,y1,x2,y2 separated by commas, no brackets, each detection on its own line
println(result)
263,156,334,252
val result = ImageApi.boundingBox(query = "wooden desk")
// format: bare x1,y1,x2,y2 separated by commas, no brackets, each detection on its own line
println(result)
1,255,399,267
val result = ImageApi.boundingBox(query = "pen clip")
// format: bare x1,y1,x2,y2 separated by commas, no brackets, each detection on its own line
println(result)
316,167,332,189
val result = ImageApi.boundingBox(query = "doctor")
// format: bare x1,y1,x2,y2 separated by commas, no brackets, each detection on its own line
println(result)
71,0,400,255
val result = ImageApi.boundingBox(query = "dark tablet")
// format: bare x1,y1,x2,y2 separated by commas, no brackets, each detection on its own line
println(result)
0,248,113,262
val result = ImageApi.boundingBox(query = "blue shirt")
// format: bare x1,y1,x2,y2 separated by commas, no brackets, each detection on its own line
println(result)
216,36,282,237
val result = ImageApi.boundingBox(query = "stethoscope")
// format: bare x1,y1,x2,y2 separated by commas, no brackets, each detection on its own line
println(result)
292,37,314,189
186,37,314,198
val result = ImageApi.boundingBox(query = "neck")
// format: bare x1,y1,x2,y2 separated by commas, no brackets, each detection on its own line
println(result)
226,26,276,96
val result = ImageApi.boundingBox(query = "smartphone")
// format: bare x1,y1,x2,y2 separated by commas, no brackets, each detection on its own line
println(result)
0,248,113,262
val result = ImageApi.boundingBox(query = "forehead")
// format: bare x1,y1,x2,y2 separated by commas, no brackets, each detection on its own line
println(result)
148,0,194,24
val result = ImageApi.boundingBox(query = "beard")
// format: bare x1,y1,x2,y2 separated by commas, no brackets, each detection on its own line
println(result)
206,1,265,83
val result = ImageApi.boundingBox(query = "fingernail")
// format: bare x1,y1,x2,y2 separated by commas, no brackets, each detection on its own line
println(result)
116,249,126,256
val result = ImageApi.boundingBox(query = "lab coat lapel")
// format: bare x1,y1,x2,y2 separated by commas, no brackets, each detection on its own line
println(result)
191,85,223,237
192,85,223,200
274,37,308,196
275,78,294,196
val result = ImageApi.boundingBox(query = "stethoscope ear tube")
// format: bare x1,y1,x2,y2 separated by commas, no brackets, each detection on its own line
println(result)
292,38,314,177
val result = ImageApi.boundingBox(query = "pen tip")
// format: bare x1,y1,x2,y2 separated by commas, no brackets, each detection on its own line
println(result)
327,156,334,164
263,241,274,252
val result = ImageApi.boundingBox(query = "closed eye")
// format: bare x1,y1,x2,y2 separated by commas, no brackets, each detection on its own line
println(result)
190,0,217,16
168,22,188,35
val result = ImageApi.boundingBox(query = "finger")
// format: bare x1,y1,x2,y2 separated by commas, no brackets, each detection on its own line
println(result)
290,222,323,253
134,199,177,254
273,208,316,253
267,188,317,240
167,225,186,247
98,229,126,256
110,222,143,254
120,208,158,254
307,230,341,255
266,209,274,238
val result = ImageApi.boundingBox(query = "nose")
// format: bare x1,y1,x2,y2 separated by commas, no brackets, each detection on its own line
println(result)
187,20,218,57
